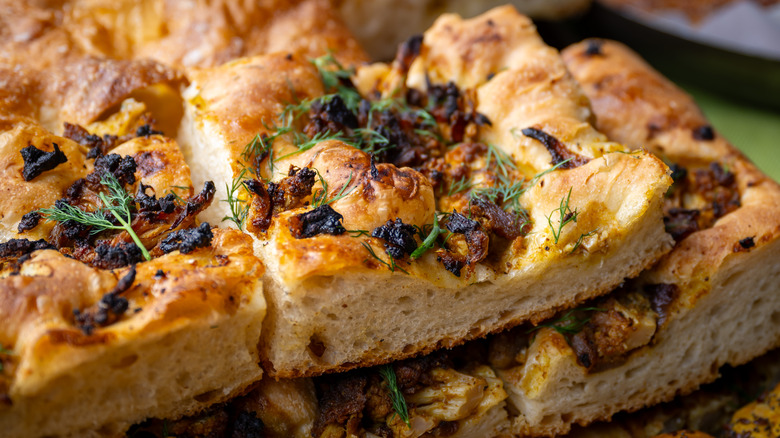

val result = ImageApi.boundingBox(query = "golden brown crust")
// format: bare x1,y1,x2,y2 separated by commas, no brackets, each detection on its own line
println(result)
0,228,267,438
485,39,780,437
0,0,367,70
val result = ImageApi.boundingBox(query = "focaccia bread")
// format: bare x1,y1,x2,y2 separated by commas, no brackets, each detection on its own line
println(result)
464,39,780,437
0,75,267,437
179,5,673,378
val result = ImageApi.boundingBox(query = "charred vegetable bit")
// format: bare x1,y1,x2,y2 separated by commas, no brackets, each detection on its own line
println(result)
159,223,214,254
0,238,54,258
645,283,679,326
38,172,151,261
17,211,41,233
289,204,345,239
87,153,137,189
663,161,740,242
20,143,68,181
74,265,135,335
520,127,589,169
170,181,215,230
62,122,118,159
371,218,419,259
93,242,143,269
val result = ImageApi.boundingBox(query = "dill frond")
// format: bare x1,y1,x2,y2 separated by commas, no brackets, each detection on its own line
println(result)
222,168,250,230
379,365,410,427
546,187,578,244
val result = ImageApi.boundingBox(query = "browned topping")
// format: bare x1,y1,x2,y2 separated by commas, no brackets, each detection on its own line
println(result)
739,237,756,249
62,122,118,159
17,211,41,233
692,125,715,141
313,373,368,437
20,143,68,181
0,238,54,258
245,179,273,232
159,223,214,254
468,196,528,240
169,181,216,230
645,283,679,326
92,242,143,269
371,218,419,259
520,127,590,169
74,265,135,335
86,153,137,189
664,208,700,242
663,162,740,242
584,39,604,56
135,124,164,137
289,204,345,239
396,34,424,72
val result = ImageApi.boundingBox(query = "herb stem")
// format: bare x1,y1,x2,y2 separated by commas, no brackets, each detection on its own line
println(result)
98,192,150,261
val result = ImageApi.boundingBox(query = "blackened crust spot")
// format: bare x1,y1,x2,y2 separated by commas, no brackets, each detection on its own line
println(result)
584,39,604,56
371,218,418,259
136,124,164,137
739,236,755,249
289,205,345,239
159,223,214,254
692,125,715,141
20,143,68,181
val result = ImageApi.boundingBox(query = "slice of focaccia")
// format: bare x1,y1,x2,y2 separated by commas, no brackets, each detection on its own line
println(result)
179,5,673,379
127,342,512,438
0,96,266,437
467,39,780,437
0,229,265,438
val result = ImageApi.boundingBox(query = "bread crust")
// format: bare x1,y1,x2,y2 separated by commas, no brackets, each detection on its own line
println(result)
0,228,266,438
478,39,780,437
179,6,672,378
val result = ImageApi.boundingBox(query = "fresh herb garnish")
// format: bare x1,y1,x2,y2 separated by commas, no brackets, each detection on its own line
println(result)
447,176,472,197
312,170,356,207
379,364,410,427
410,213,443,259
485,144,517,177
570,228,599,254
546,187,578,244
362,242,408,274
38,173,151,261
222,168,250,230
527,307,604,336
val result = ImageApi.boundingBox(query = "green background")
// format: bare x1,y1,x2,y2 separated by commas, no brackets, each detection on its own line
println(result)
683,84,780,182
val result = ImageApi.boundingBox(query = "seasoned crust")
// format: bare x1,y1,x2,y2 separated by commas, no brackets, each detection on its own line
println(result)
175,7,673,378
478,40,780,437
0,228,266,438
0,0,367,70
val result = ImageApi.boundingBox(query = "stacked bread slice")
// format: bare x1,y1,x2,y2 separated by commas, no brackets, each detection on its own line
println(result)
0,1,778,437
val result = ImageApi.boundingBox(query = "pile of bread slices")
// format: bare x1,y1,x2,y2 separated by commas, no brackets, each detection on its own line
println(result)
0,1,778,437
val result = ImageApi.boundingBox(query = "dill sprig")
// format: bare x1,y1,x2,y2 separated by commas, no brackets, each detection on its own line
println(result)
222,168,250,230
570,228,599,254
346,229,370,237
527,307,604,336
38,173,151,261
546,187,578,244
312,170,356,207
362,242,408,274
379,364,410,427
311,54,361,111
410,213,443,260
447,176,472,197
485,144,517,177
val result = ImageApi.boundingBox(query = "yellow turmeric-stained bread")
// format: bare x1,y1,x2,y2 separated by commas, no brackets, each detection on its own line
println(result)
179,6,673,378
453,39,780,437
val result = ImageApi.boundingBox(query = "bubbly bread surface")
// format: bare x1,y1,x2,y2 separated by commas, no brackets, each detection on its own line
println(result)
180,6,673,378
470,39,780,437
